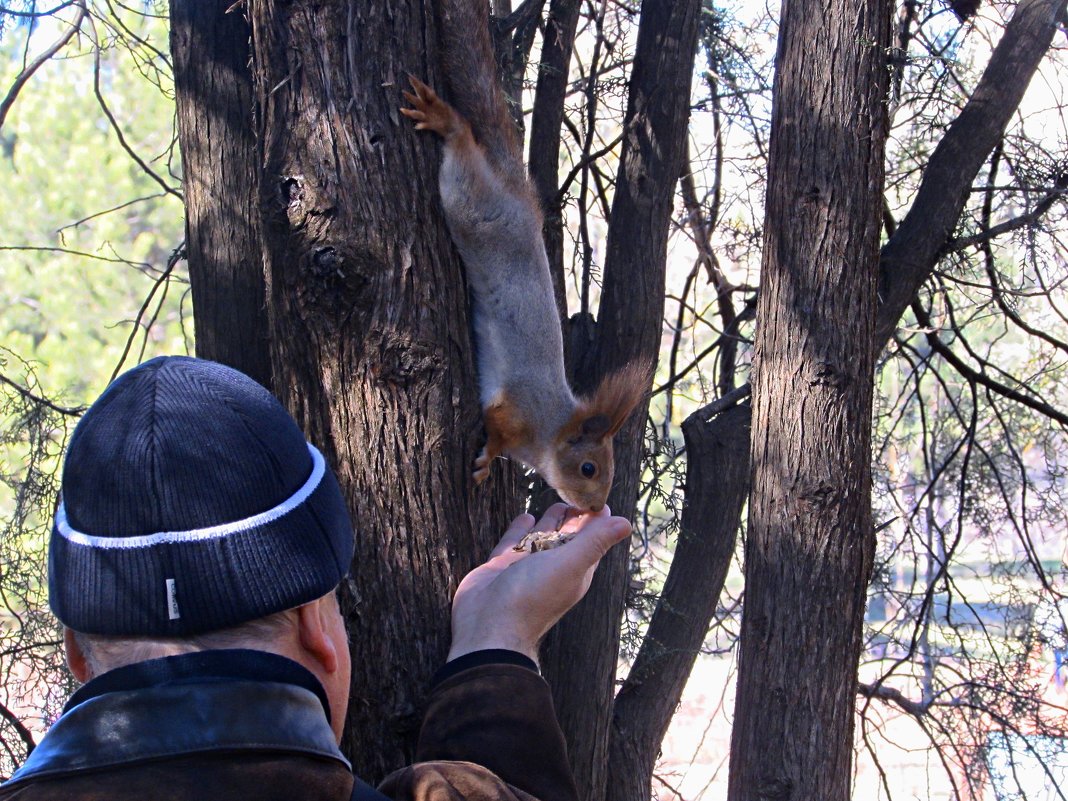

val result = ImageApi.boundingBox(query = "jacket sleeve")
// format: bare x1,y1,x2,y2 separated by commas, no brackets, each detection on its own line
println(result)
376,760,538,801
410,664,579,801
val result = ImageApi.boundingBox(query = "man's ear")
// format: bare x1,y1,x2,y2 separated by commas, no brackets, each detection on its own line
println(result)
297,596,340,674
64,627,91,683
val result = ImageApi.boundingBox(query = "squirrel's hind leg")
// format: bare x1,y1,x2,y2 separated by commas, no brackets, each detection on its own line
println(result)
473,392,530,484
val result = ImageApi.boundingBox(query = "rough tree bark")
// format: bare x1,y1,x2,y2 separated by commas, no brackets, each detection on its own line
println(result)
537,3,700,801
241,0,522,781
170,0,271,389
726,0,892,797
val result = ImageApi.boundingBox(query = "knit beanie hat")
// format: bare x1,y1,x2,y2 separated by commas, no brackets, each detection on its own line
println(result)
49,356,354,636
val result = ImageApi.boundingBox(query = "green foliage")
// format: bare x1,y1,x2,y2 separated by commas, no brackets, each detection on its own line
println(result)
0,8,187,402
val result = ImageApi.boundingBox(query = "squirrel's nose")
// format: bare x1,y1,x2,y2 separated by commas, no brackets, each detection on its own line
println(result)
588,503,605,513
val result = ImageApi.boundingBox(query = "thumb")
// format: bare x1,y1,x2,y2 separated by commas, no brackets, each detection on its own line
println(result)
566,516,631,567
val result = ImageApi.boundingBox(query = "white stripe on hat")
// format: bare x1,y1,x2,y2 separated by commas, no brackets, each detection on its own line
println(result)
55,443,327,549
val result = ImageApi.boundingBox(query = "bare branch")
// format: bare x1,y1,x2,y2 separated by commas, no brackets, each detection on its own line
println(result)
876,0,1068,349
857,680,930,718
911,300,1068,427
107,242,185,384
88,17,183,202
56,193,170,241
0,1,75,17
945,178,1068,255
0,1,88,134
0,702,36,757
0,374,85,417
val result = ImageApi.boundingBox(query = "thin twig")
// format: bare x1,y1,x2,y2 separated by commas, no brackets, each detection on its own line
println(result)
0,245,150,268
912,301,1068,428
56,193,169,242
108,242,184,384
89,16,182,201
0,701,36,757
0,2,88,133
0,374,86,417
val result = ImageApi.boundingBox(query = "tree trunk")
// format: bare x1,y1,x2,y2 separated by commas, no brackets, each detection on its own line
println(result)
727,0,892,797
170,0,271,389
608,401,751,801
244,0,523,781
538,3,700,800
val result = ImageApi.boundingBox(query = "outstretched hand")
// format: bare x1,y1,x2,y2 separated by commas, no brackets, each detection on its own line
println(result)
447,504,632,665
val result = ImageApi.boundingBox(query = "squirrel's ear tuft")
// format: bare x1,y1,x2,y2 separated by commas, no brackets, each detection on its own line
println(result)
580,414,611,439
580,359,654,439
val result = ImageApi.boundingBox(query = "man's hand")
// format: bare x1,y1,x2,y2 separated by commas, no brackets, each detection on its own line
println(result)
447,504,632,665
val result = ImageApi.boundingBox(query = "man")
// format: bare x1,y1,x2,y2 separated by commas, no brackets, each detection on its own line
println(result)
0,356,631,801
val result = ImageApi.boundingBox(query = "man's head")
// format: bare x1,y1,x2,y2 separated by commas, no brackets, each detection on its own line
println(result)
50,356,355,736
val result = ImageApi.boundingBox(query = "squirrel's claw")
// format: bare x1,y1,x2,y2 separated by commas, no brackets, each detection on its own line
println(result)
400,75,462,138
472,448,492,484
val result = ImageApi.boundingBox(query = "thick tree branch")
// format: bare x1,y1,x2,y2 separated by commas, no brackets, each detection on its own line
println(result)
528,0,582,328
875,0,1068,349
857,680,929,718
608,402,750,801
539,3,701,800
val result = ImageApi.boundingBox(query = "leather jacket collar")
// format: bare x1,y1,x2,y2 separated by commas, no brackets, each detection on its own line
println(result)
5,649,349,788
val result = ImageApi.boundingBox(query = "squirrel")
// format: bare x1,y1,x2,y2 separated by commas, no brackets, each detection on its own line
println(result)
401,76,647,513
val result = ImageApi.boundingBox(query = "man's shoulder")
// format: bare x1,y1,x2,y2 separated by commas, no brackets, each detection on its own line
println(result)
2,652,355,800
1,751,356,801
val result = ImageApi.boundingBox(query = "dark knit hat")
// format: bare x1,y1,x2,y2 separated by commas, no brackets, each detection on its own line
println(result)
49,356,354,636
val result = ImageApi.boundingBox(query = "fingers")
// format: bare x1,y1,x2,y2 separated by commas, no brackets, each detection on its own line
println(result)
400,76,435,130
560,504,610,533
531,503,570,532
406,74,434,98
486,505,628,565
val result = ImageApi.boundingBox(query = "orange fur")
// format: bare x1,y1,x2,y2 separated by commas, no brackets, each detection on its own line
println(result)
570,360,654,439
474,392,532,484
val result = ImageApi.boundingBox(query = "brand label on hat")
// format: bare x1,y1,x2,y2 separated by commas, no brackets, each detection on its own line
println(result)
166,579,180,620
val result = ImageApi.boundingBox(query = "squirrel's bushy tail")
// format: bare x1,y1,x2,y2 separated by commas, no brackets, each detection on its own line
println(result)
438,0,527,188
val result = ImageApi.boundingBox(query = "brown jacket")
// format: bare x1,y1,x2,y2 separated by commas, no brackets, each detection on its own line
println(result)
387,663,578,801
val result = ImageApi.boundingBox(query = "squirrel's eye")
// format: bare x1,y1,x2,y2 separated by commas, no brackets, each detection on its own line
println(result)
581,462,597,479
